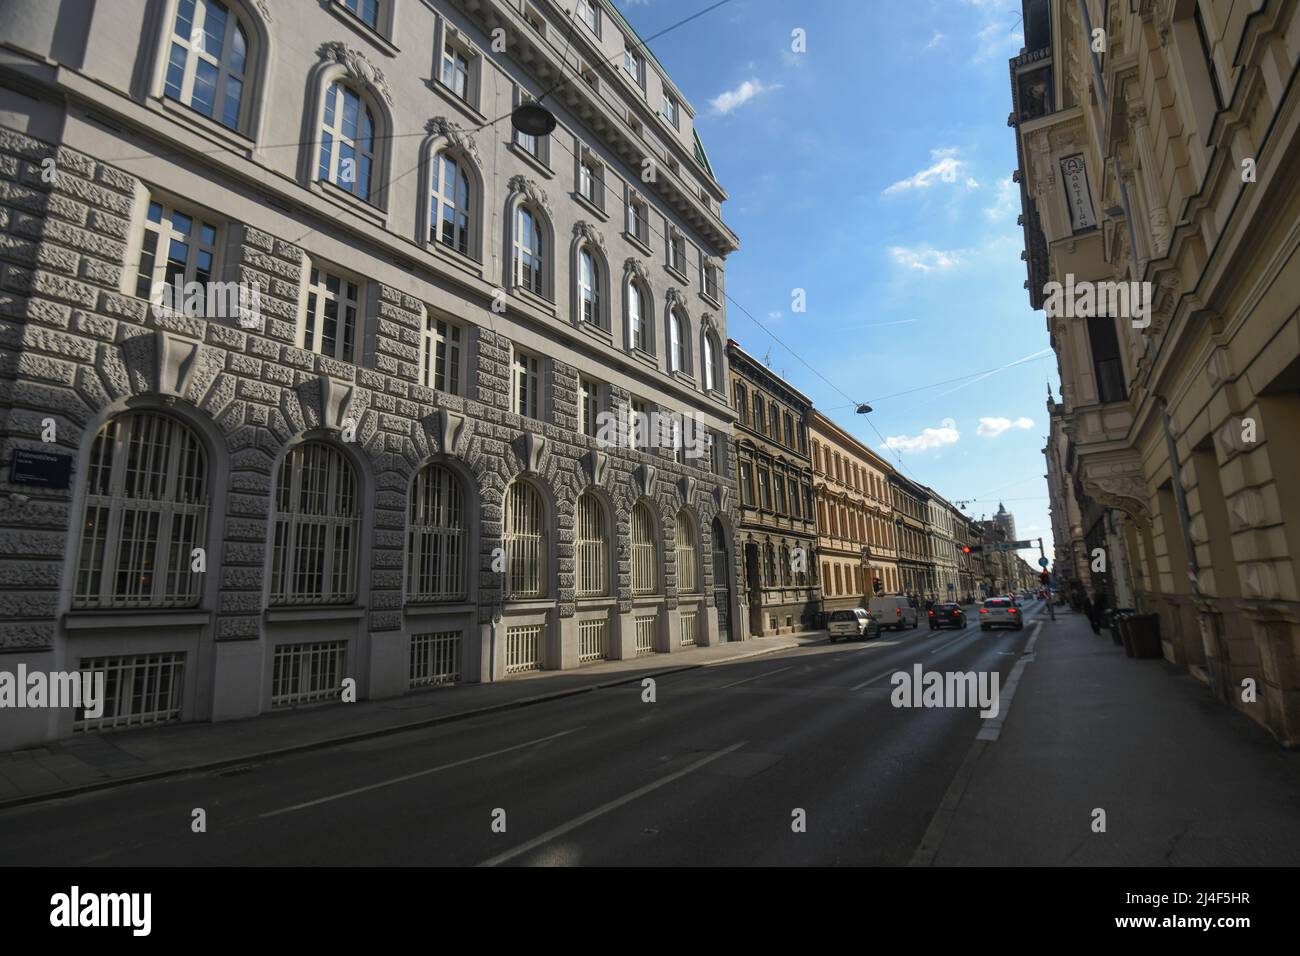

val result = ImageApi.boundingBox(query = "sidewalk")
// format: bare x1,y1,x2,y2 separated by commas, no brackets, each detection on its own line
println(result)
928,608,1300,865
0,632,821,809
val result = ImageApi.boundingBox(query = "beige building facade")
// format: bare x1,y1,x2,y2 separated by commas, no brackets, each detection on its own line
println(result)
1010,0,1300,743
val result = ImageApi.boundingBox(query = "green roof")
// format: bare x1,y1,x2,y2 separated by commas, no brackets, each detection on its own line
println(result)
692,129,715,179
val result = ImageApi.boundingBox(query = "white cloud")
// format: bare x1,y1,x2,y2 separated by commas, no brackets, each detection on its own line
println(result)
926,31,945,49
977,416,1034,438
709,78,780,115
984,174,1019,221
767,310,783,321
883,147,972,195
883,418,960,454
889,246,963,272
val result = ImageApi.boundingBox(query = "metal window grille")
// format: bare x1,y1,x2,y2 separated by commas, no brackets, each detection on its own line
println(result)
407,464,466,601
680,609,698,647
630,502,657,594
505,481,546,598
75,653,185,733
409,630,462,687
271,640,347,707
635,615,657,655
505,624,543,673
578,619,608,663
675,511,699,593
74,412,209,609
270,443,359,605
575,493,609,597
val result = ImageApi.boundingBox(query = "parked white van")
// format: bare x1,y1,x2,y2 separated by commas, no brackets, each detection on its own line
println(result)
868,595,919,631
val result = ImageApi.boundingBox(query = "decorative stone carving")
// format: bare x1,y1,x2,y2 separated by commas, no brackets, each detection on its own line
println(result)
320,42,393,106
319,374,353,431
155,330,199,399
517,430,546,473
679,475,696,507
624,257,648,282
638,462,657,499
1206,347,1233,387
573,220,605,255
665,287,684,308
508,175,549,215
255,0,271,21
427,116,481,167
700,312,718,335
714,484,731,514
438,409,465,456
584,449,608,486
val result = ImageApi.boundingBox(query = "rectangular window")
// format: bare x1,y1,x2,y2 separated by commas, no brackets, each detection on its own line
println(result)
134,200,220,308
706,431,719,475
758,468,771,510
668,232,685,274
662,93,679,127
1087,315,1127,403
578,619,609,663
623,43,643,87
505,624,543,674
577,0,600,35
635,615,657,655
740,460,753,507
630,397,650,449
770,405,781,440
627,196,650,246
784,413,794,449
702,262,719,301
272,640,347,707
441,42,471,102
752,394,764,434
512,348,541,419
344,0,379,30
775,475,788,514
578,156,602,206
422,315,464,395
75,653,185,733
734,383,748,425
579,377,602,437
409,631,461,688
300,265,360,363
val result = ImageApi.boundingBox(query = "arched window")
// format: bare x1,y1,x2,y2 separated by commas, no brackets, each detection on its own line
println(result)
162,0,250,131
575,492,609,597
628,279,648,352
74,411,209,609
669,310,685,373
578,247,601,326
513,203,544,294
630,501,657,594
270,442,359,604
504,480,546,598
430,150,470,255
675,510,699,593
703,333,721,392
407,464,465,602
318,81,375,202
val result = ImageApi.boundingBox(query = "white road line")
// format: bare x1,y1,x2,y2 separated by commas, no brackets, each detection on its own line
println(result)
929,632,972,655
716,665,794,689
260,728,582,818
478,741,748,867
851,668,897,691
976,621,1041,742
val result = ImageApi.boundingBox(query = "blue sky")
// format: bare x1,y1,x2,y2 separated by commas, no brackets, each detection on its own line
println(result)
617,0,1059,563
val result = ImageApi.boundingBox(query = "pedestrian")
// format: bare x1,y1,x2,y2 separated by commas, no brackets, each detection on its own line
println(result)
1083,589,1100,634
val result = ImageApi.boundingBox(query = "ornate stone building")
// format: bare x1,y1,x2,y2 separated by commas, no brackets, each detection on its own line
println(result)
1009,0,1300,743
728,341,819,635
890,473,930,600
0,0,741,749
809,409,899,613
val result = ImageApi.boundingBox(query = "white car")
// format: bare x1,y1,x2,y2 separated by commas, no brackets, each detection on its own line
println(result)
868,595,919,631
827,608,880,643
980,596,1024,631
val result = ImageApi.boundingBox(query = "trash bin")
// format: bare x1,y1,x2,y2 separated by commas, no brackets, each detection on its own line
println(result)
1126,613,1163,659
1108,608,1133,648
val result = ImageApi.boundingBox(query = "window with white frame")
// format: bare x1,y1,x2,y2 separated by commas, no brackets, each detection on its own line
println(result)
575,491,609,597
407,464,465,602
134,199,219,305
630,397,650,449
626,194,650,246
577,0,600,36
758,467,771,510
504,480,546,598
342,0,379,29
74,411,209,609
668,231,685,274
318,81,375,202
622,42,644,87
578,377,602,437
300,265,360,362
703,332,720,392
578,153,602,207
430,149,471,255
705,430,720,475
702,260,720,301
270,442,359,605
578,246,602,327
669,309,686,373
421,314,464,395
162,0,250,131
513,94,548,162
669,415,685,465
661,93,679,128
628,279,648,352
675,509,699,593
739,459,753,506
441,38,471,102
631,501,657,594
511,347,541,420
513,203,545,295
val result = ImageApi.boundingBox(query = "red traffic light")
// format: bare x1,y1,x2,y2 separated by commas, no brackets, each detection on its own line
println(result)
962,545,971,554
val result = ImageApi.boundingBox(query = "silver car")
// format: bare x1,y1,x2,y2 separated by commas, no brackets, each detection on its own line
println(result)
827,608,881,643
979,596,1024,631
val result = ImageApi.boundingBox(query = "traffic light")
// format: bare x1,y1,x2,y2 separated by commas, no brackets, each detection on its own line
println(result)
961,545,971,554
1040,570,1051,585
872,577,882,594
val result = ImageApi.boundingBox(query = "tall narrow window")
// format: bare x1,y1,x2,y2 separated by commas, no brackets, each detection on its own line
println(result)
702,261,719,300
631,502,658,594
513,204,544,294
752,394,764,433
407,464,465,602
675,510,699,593
512,348,541,419
703,335,720,392
300,266,360,362
162,0,249,130
579,377,601,437
318,81,374,202
734,382,748,425
739,460,754,507
430,151,471,255
575,492,609,596
441,42,470,101
579,248,601,326
669,311,684,372
1087,314,1127,403
504,481,546,598
758,468,771,510
421,315,463,395
270,442,359,605
627,196,649,245
134,200,219,305
577,0,600,35
668,232,685,273
579,156,601,206
662,93,679,128
628,280,646,351
74,412,209,609
622,43,643,87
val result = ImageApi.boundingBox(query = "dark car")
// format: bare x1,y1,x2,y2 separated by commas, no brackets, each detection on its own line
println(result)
928,602,966,630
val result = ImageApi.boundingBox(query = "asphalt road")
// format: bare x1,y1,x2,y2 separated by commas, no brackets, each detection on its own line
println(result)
0,602,1046,866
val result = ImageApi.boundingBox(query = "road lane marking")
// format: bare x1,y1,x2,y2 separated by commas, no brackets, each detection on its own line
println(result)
716,665,793,689
478,741,748,867
851,668,897,691
929,632,972,655
260,728,582,818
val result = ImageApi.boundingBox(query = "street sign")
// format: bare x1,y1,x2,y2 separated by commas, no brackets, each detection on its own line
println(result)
1038,557,1049,567
10,448,72,489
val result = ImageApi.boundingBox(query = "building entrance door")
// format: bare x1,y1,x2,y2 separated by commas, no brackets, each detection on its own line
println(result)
712,517,732,641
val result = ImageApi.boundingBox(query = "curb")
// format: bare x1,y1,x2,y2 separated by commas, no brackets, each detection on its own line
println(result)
0,641,799,812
